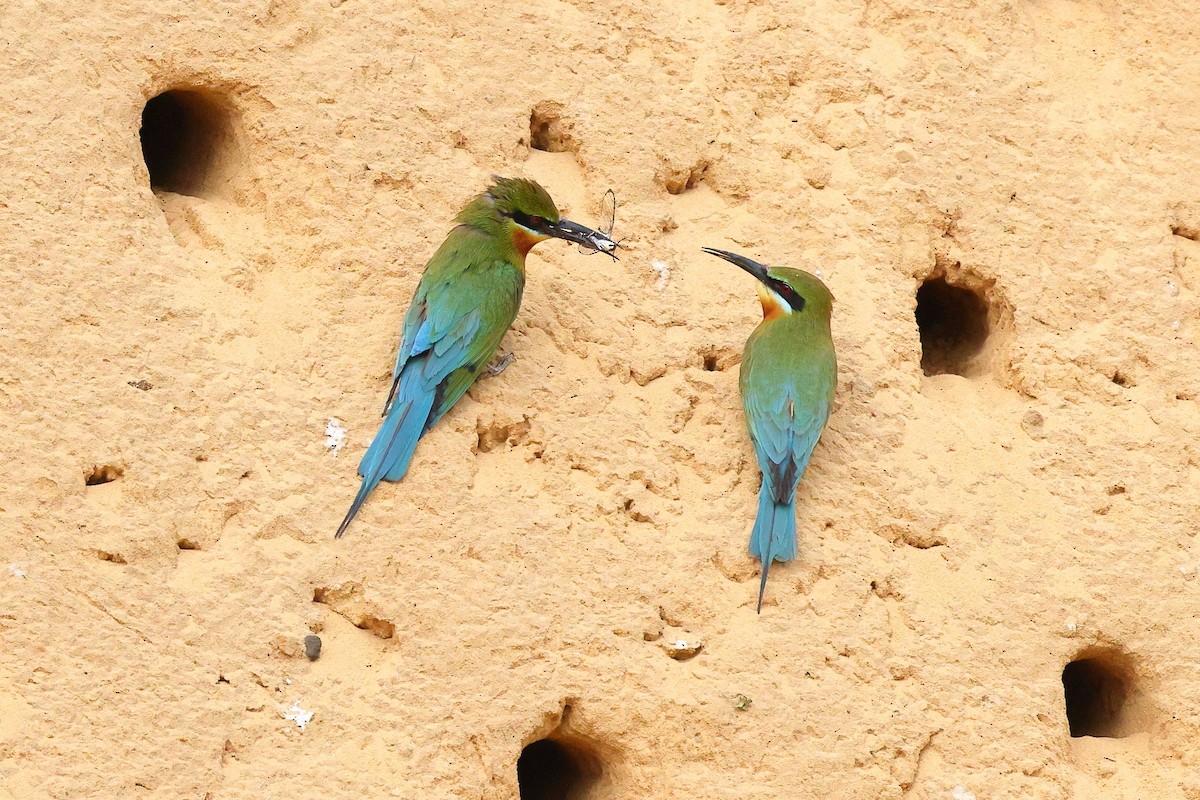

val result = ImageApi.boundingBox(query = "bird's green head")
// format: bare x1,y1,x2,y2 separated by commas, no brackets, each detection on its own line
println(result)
456,176,618,259
701,247,833,321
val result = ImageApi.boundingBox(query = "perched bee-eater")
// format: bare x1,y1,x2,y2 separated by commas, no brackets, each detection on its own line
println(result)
335,177,617,538
701,247,837,612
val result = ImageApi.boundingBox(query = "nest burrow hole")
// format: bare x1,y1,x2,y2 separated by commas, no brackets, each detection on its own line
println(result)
915,274,991,377
517,736,602,800
529,103,572,153
1062,650,1143,738
140,88,240,198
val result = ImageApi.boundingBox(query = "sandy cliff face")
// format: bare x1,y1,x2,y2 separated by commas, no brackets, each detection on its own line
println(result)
3,1,1200,797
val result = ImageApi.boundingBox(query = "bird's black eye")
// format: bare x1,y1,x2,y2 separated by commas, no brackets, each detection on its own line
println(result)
528,215,544,227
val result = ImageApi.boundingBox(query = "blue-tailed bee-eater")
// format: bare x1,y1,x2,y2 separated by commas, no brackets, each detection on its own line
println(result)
336,177,617,538
701,247,837,611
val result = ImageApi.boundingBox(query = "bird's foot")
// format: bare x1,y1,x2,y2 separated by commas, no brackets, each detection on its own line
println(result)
485,353,516,377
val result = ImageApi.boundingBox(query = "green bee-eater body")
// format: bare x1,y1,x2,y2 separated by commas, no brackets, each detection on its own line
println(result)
703,248,837,611
335,177,616,538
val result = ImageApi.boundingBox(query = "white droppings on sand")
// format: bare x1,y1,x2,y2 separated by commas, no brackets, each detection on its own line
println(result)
325,417,347,456
284,701,314,729
651,260,670,291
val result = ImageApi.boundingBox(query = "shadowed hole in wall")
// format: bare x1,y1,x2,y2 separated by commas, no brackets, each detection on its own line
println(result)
1062,648,1149,738
699,346,737,372
140,88,242,199
517,736,603,800
915,275,990,377
529,101,575,153
85,464,123,486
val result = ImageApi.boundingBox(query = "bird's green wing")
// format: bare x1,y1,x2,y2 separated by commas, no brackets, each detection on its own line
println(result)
386,228,523,420
384,228,523,416
424,262,523,427
741,340,832,503
390,232,478,385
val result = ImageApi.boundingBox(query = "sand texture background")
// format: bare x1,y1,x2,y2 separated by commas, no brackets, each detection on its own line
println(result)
3,0,1200,797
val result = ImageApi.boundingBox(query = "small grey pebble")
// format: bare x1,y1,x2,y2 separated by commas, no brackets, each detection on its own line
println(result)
304,634,322,661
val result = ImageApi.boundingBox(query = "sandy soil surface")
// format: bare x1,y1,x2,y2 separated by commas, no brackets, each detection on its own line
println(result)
3,1,1200,797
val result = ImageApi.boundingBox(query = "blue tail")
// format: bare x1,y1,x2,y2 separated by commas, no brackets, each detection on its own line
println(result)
749,483,797,613
334,366,437,539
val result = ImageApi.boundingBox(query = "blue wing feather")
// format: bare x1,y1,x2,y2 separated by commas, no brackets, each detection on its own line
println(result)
743,390,830,611
746,392,828,502
338,233,523,539
337,307,484,539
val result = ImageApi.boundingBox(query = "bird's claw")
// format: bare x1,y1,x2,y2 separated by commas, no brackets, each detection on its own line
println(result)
486,353,516,377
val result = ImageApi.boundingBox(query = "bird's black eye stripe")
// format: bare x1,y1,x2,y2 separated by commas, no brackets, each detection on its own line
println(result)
510,210,545,230
770,279,806,311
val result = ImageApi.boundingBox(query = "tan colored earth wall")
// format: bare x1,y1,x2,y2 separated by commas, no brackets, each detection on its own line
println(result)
2,1,1199,798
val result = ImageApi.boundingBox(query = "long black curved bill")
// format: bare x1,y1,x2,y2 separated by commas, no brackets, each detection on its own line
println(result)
701,247,770,284
547,218,619,260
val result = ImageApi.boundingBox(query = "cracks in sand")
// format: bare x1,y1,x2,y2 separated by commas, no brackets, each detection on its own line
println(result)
591,342,744,389
74,589,155,645
312,584,396,640
901,728,944,795
564,458,679,525
474,413,532,454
